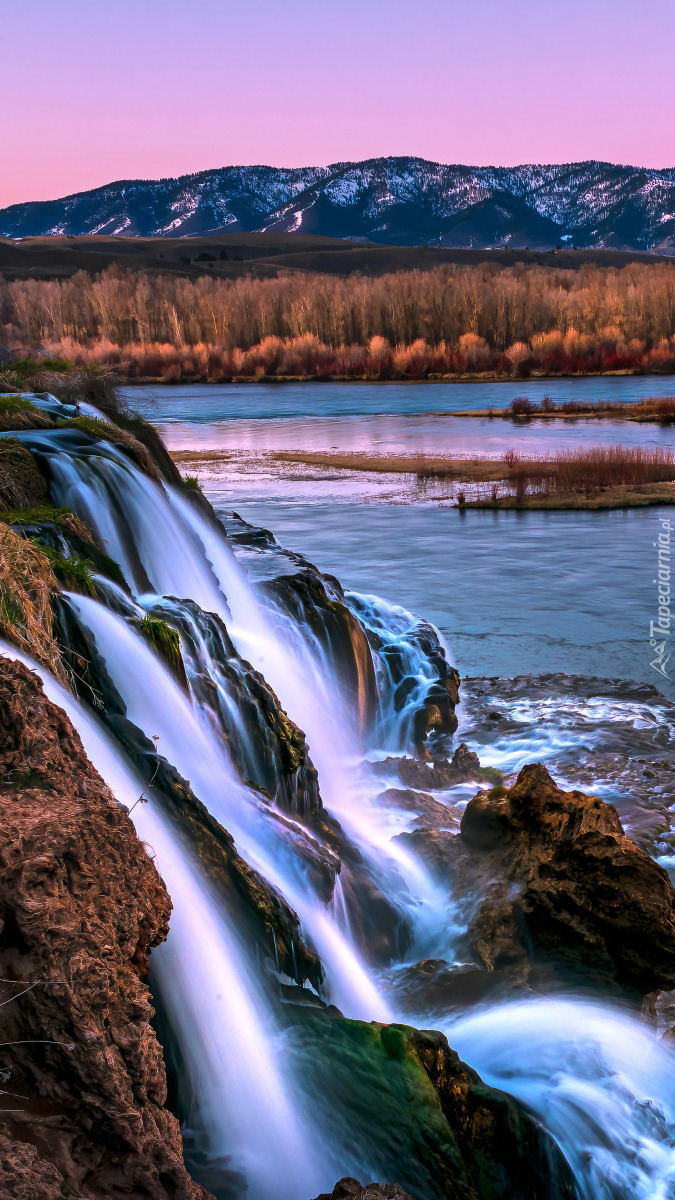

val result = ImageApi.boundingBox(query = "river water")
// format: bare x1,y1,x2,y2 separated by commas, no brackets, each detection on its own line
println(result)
124,380,675,697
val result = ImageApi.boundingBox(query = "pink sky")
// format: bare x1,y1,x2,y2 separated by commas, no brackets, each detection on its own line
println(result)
2,0,674,208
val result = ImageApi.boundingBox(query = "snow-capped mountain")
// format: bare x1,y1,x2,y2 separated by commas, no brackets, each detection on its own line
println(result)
2,158,675,251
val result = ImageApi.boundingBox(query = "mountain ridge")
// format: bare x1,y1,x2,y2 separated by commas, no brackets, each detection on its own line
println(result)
3,157,675,251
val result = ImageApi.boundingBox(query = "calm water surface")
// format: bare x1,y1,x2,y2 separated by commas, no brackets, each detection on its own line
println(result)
125,376,675,421
128,383,674,697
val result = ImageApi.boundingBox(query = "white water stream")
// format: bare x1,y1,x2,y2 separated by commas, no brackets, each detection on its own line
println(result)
0,638,323,1200
6,424,675,1199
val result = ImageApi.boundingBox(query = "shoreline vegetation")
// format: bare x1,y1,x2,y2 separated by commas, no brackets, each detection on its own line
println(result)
452,395,675,421
3,261,675,383
249,446,675,510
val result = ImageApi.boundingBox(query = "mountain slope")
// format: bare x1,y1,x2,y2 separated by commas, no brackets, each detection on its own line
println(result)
3,157,675,251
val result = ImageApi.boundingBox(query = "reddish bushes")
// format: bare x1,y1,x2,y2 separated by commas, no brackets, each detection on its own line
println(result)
504,445,675,500
24,331,675,382
3,260,675,380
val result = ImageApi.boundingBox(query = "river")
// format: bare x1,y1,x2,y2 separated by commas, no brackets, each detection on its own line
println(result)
124,380,675,696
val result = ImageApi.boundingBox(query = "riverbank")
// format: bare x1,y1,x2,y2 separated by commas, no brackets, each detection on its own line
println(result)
113,369,656,385
451,397,675,422
170,447,675,509
284,448,675,503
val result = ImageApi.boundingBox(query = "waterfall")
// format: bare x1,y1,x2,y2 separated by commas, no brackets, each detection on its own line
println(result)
23,426,449,952
446,998,675,1200
169,488,451,938
0,639,324,1200
62,592,391,1021
10,421,675,1200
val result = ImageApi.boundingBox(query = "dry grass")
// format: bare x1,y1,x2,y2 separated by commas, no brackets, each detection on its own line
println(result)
272,450,513,481
454,395,675,422
270,445,675,509
502,445,675,495
0,524,65,679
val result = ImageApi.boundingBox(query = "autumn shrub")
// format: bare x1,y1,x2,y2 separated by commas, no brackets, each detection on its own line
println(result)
4,260,675,379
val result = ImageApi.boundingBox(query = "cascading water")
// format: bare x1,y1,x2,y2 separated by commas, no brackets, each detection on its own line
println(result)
168,489,454,944
446,999,675,1200
8,421,675,1200
62,592,390,1021
0,639,324,1200
23,425,451,954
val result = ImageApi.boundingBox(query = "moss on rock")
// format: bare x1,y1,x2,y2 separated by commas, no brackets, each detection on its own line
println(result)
287,1013,578,1200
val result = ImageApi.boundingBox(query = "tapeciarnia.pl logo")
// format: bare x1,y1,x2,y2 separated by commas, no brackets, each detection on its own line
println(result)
650,516,672,680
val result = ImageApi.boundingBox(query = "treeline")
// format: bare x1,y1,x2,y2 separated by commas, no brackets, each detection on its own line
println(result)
3,262,675,378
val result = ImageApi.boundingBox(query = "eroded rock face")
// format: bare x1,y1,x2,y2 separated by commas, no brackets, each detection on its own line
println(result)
312,1182,412,1200
405,763,675,1001
0,658,210,1200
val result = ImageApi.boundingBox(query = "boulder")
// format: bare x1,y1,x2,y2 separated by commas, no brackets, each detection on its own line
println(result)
376,743,503,789
296,1015,578,1200
312,1182,412,1200
404,763,675,1000
376,787,462,829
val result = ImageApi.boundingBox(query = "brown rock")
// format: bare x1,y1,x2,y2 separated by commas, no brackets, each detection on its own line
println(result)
378,744,502,789
311,1182,412,1200
0,657,211,1199
409,1027,578,1200
409,762,675,1000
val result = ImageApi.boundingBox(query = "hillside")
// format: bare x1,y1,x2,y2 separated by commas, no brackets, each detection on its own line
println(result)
2,158,675,253
0,234,673,284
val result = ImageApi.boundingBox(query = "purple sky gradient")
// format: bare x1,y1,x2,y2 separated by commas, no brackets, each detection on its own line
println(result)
2,0,674,208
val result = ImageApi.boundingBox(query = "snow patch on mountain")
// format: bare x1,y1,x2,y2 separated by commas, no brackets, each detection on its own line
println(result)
2,158,674,251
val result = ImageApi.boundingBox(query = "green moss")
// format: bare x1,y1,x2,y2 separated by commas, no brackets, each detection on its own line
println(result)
477,766,504,786
285,1014,462,1199
3,505,127,589
0,504,74,525
0,394,34,415
139,615,186,682
180,474,203,494
38,547,98,597
488,784,508,799
57,414,118,440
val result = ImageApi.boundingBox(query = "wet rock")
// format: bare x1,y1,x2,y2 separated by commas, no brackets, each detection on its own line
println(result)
376,787,461,830
409,1026,578,1200
294,1014,577,1200
147,596,323,819
375,743,503,790
411,674,460,756
0,657,211,1199
406,763,675,1001
391,958,524,1013
224,513,460,755
263,567,379,735
56,600,325,990
460,673,675,856
311,1182,412,1200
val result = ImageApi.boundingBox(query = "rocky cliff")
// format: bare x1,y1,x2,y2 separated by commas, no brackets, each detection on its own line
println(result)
0,657,211,1199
